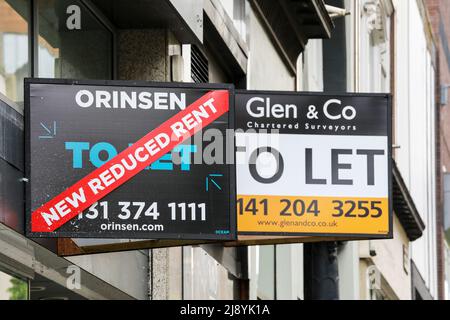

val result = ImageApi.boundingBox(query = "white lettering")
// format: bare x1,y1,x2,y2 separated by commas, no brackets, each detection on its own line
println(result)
155,133,170,149
144,139,160,156
120,91,137,109
66,5,81,30
88,178,104,195
171,122,188,139
182,113,197,130
110,163,125,180
74,90,186,110
75,90,94,108
138,92,153,109
96,91,112,108
99,170,114,187
170,93,186,110
55,199,70,217
154,92,168,110
135,147,149,162
246,97,297,118
203,98,217,113
41,208,60,226
64,187,86,208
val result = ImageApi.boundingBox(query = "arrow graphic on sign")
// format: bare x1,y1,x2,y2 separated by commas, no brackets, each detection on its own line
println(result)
39,121,57,139
206,174,223,191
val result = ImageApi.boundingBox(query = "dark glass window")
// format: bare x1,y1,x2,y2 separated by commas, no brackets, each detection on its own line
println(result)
37,0,112,79
0,0,30,103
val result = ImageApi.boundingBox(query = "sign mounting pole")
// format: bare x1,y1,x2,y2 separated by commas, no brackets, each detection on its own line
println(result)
305,1,346,300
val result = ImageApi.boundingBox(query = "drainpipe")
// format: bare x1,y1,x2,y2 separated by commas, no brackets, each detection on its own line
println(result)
304,242,340,300
304,0,348,300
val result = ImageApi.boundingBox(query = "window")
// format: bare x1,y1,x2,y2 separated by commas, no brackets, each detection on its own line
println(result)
218,0,246,40
257,245,275,300
0,270,28,300
444,173,450,243
445,243,450,300
0,0,30,103
37,0,112,79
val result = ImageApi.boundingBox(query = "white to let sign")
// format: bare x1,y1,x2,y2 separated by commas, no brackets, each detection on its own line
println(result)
235,91,392,238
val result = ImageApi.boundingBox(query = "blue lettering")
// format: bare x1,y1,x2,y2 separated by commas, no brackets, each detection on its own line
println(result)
66,141,197,172
65,142,90,168
174,145,197,171
90,142,117,167
150,154,173,171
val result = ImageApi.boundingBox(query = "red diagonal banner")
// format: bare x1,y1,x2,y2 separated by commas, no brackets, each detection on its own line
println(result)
31,90,229,232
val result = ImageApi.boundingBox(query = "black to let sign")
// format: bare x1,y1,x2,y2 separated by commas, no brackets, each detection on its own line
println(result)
25,79,236,240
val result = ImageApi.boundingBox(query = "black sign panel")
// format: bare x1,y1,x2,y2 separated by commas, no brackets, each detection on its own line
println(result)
25,79,236,240
236,91,389,135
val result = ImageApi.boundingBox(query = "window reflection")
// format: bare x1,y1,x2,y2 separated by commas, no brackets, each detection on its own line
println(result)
0,270,28,300
37,0,112,79
444,173,450,243
0,0,29,103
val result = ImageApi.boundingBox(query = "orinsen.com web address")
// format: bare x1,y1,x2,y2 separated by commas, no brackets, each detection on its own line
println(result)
100,222,164,232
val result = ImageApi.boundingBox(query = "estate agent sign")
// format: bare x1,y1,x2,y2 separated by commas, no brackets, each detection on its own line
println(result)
26,79,236,240
26,79,392,243
235,91,392,238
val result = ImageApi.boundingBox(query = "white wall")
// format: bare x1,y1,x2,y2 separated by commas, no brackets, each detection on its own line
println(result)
393,0,437,298
183,246,235,300
346,0,438,300
68,250,149,299
247,8,295,91
365,216,412,300
342,0,438,300
245,5,300,300
351,0,437,299
300,39,323,92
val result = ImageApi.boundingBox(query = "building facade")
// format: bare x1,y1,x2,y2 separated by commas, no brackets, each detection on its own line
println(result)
426,0,450,300
356,0,438,300
0,0,443,300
